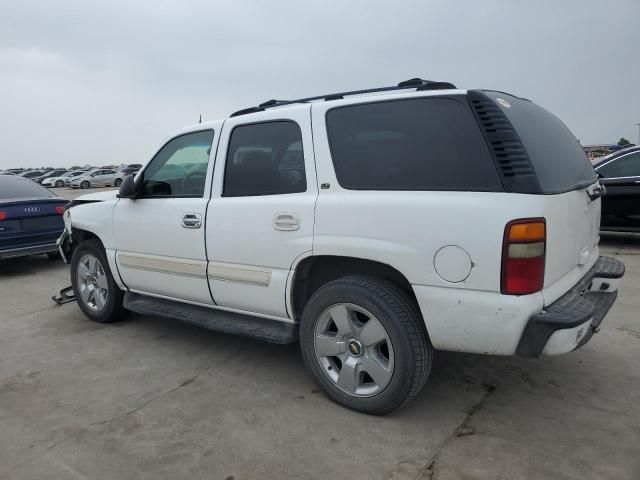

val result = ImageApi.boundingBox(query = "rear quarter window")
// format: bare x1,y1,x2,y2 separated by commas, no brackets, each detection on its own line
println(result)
483,92,596,193
325,97,502,191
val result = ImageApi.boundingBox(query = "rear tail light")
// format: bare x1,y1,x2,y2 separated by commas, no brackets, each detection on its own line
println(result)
55,206,65,215
501,218,546,295
0,211,6,220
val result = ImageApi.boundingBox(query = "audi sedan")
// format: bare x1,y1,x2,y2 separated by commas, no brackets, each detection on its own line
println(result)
0,175,67,260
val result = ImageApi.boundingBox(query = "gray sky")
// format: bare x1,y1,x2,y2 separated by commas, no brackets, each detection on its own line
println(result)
1,0,638,169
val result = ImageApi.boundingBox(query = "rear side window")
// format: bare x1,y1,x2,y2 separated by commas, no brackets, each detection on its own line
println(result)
0,176,54,200
483,92,596,192
597,151,640,178
223,121,306,197
325,98,501,191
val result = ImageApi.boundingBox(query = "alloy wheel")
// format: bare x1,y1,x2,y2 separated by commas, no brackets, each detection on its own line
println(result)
314,303,394,397
76,253,109,311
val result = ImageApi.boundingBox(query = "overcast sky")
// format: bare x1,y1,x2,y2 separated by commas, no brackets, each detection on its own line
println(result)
0,0,638,169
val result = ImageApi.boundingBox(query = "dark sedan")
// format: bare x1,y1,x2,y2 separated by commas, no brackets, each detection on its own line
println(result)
0,175,67,260
594,146,640,232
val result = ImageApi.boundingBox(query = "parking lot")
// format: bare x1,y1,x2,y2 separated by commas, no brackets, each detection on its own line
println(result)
1,188,639,480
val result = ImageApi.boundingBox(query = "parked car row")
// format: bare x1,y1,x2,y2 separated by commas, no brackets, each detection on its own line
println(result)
0,164,142,189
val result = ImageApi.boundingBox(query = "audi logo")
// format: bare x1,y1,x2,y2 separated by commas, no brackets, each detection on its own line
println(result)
24,207,41,213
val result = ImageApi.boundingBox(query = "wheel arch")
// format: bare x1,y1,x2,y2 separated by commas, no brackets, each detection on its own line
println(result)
290,255,417,322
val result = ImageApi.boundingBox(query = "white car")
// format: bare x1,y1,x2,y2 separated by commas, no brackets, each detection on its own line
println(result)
68,168,123,189
43,170,88,188
58,79,624,414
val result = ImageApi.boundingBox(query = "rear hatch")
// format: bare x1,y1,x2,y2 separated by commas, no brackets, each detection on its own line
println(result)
469,91,600,303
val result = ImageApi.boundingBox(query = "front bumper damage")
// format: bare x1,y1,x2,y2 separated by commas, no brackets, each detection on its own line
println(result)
517,256,625,357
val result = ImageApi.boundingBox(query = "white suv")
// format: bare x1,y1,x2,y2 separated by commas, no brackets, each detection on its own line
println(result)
58,79,624,414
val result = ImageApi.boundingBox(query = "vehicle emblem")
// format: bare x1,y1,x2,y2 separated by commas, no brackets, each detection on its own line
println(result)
24,207,41,213
496,98,511,108
347,340,362,356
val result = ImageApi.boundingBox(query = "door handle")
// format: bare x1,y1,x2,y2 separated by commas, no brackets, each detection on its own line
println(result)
181,213,202,229
273,213,300,231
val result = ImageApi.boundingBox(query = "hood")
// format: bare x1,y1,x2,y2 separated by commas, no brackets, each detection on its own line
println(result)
64,189,118,211
75,190,118,202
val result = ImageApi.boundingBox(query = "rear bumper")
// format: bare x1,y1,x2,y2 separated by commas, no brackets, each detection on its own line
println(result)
516,256,625,357
0,242,58,259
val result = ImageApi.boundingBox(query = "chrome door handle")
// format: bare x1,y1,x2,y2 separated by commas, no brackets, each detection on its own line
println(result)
273,213,300,231
181,213,202,229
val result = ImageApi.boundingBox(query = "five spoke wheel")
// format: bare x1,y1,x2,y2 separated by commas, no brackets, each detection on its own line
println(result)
76,253,109,311
314,303,394,397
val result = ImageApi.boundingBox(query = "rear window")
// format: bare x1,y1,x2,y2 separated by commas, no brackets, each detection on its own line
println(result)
0,176,55,200
483,92,596,192
325,98,502,191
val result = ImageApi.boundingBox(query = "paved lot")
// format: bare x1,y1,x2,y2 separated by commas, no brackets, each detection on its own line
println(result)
1,221,639,479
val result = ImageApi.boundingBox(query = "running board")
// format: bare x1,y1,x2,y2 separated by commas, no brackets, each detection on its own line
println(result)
123,292,298,344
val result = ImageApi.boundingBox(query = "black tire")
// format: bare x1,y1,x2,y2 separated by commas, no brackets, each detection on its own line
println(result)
80,181,90,189
55,180,64,187
300,275,432,415
70,239,126,323
114,178,122,187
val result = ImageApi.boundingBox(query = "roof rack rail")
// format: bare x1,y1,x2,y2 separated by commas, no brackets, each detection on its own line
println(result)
229,78,457,117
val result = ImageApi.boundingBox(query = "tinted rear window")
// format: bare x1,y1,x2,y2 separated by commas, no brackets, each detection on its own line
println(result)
0,176,55,200
326,98,502,191
484,92,596,192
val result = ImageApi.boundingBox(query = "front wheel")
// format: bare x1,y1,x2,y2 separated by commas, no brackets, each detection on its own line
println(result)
55,180,64,187
80,181,90,189
70,239,126,323
300,275,432,415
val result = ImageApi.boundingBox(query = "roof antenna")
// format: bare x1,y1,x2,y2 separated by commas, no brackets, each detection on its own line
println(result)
198,114,202,124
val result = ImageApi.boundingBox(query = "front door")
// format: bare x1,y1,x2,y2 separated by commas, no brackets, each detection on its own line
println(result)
113,126,220,304
206,105,317,318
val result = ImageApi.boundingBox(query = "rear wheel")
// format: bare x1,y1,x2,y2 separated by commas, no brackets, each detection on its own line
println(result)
55,180,64,187
80,180,90,189
70,240,126,323
300,275,432,415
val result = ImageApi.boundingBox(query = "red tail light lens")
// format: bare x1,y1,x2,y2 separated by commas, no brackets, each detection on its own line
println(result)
501,218,546,295
55,206,65,215
0,211,6,221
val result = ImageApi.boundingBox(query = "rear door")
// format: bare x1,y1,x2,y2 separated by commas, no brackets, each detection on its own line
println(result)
205,105,317,318
596,150,640,230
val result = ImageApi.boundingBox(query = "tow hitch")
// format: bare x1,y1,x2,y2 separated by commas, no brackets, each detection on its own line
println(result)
52,286,76,305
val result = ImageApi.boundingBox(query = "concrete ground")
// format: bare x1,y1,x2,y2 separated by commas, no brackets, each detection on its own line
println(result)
1,207,639,479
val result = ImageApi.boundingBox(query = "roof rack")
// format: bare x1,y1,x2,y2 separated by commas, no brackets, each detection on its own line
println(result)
229,78,457,117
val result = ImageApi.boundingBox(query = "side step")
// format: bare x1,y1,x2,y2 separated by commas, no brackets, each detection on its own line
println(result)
123,292,298,344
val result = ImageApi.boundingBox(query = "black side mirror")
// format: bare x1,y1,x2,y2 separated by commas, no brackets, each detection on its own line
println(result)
117,175,138,199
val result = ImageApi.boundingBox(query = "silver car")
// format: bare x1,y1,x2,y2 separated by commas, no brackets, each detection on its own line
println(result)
44,170,88,188
69,168,123,189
